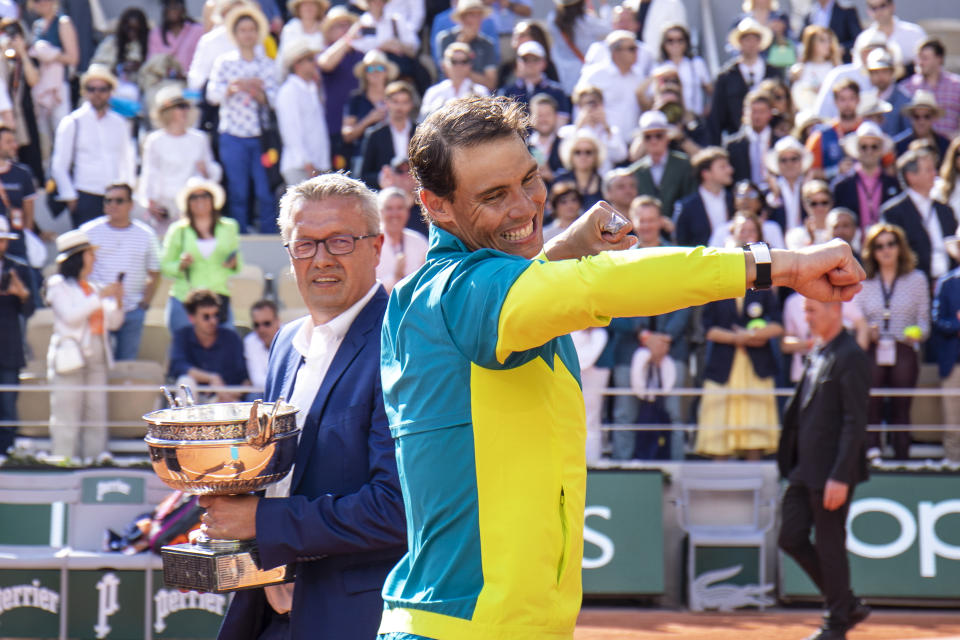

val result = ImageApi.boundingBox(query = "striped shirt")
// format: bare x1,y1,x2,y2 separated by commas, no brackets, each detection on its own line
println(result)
80,217,160,312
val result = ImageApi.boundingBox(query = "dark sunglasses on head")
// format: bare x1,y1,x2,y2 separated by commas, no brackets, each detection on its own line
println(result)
85,85,111,93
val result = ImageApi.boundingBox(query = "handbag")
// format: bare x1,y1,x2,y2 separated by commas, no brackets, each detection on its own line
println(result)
258,104,284,191
53,336,85,375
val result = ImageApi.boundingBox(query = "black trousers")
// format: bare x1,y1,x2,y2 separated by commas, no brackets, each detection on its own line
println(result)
778,483,856,626
70,191,104,229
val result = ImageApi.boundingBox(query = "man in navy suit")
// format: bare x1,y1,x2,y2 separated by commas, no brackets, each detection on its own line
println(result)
724,90,779,184
360,81,418,190
804,0,862,61
881,147,958,280
673,147,734,247
200,174,407,640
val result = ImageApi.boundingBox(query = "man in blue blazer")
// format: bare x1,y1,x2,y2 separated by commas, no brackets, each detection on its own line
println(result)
673,147,735,247
360,82,417,190
201,174,407,640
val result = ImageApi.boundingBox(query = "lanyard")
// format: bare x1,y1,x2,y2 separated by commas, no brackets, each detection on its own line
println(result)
879,276,897,332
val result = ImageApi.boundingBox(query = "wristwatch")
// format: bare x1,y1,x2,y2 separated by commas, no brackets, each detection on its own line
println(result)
744,242,772,290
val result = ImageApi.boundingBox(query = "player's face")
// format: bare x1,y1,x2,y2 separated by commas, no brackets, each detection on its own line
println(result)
431,134,547,258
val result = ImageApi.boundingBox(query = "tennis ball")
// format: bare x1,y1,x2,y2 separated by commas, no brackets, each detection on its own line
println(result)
903,325,923,340
746,318,767,331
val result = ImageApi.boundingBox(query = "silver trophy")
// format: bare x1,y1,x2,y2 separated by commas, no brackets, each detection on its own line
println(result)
143,387,300,593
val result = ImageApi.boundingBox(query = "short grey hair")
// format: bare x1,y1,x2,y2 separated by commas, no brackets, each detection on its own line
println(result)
602,168,634,198
377,186,412,209
277,172,380,242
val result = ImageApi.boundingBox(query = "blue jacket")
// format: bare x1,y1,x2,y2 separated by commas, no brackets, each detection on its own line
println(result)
933,267,960,378
218,288,407,640
673,189,735,247
702,289,781,384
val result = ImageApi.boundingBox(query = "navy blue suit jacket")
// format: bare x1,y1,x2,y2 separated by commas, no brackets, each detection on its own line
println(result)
359,122,416,190
881,192,958,279
218,288,407,640
707,61,781,144
702,289,781,385
803,4,861,60
725,129,780,184
933,267,960,378
833,172,901,225
673,189,734,247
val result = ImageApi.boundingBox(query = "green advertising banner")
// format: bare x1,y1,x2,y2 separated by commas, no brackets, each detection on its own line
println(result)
68,570,146,640
0,569,62,638
781,472,960,600
151,573,227,639
582,470,664,595
80,477,146,505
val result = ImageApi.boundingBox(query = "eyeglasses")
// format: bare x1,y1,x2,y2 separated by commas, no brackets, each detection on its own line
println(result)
253,319,275,328
285,233,377,259
172,102,190,110
103,197,129,205
859,143,881,152
198,312,219,322
912,112,935,121
188,192,212,201
573,149,595,156
807,199,831,208
779,155,802,164
85,85,111,93
448,58,471,65
875,240,898,250
644,132,665,140
366,64,386,73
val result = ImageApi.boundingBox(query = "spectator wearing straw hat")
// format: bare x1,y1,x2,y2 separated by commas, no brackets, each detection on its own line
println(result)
628,110,695,222
436,0,499,91
864,48,910,137
160,178,242,333
894,90,950,158
899,37,960,140
206,4,279,233
763,136,812,233
803,0,862,61
0,216,33,456
340,49,397,172
852,0,925,67
708,17,780,144
45,229,124,463
276,0,327,78
277,39,330,185
50,65,136,229
835,122,900,232
420,42,490,120
139,85,222,238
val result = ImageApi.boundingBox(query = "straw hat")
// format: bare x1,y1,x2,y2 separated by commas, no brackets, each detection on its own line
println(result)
452,0,491,22
353,49,399,80
728,17,773,52
791,110,823,139
282,39,320,72
80,64,118,90
224,5,270,45
857,94,892,119
150,84,191,126
55,230,96,263
841,121,894,159
902,90,945,120
176,177,226,215
287,0,329,17
764,136,813,176
865,48,894,72
0,216,18,240
320,5,358,35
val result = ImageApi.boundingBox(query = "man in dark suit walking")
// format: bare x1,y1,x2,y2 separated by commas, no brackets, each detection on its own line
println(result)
200,174,407,640
881,147,958,280
778,297,870,640
804,0,862,61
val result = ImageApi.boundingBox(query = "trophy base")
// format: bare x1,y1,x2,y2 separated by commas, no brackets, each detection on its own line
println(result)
161,539,294,593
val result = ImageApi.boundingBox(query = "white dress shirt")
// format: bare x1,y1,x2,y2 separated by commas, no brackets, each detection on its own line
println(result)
266,281,382,500
809,0,835,28
853,17,925,64
50,103,136,200
353,11,419,54
243,330,270,390
389,120,411,162
138,129,222,213
745,126,772,185
581,62,646,146
277,74,331,174
699,186,729,243
908,188,950,278
419,79,489,120
737,59,765,89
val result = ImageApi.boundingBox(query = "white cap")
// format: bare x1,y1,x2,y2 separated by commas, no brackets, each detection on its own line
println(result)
516,40,546,59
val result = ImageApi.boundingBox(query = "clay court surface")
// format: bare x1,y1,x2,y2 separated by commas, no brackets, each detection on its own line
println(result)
574,608,960,639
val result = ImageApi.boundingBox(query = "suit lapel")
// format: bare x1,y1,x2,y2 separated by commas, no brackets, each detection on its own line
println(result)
289,289,385,493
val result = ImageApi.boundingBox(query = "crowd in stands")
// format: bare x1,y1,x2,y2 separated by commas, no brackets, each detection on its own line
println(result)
0,0,959,465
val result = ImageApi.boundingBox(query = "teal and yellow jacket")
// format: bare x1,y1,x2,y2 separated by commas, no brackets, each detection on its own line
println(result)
379,227,745,640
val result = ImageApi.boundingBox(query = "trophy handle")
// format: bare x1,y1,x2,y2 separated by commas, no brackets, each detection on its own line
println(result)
180,384,196,407
161,386,181,408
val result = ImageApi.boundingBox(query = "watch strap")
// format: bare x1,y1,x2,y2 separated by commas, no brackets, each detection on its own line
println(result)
745,242,772,290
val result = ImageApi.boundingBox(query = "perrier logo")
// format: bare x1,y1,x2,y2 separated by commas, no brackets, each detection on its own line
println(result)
95,572,121,639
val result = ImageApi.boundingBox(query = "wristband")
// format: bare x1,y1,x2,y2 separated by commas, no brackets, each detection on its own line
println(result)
745,242,772,290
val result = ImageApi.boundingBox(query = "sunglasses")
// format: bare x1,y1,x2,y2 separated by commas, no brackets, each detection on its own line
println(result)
366,64,387,73
188,192,212,201
912,113,935,121
875,240,898,250
103,197,129,205
198,312,219,322
518,55,542,63
807,199,831,208
644,132,665,141
85,85,111,94
859,143,881,152
448,58,471,65
779,155,802,164
573,149,595,156
616,45,638,52
253,319,274,328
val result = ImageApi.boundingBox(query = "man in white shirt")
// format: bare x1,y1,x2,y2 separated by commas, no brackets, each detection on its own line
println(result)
852,0,925,66
243,298,279,392
276,40,330,186
360,81,416,189
50,65,136,229
814,32,889,120
580,30,648,147
419,42,489,120
80,183,160,360
200,174,407,639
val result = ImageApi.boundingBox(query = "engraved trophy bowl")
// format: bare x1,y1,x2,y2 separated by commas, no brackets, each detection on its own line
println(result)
143,387,300,593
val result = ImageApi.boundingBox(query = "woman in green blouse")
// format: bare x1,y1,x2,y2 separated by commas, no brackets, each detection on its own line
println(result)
160,177,242,332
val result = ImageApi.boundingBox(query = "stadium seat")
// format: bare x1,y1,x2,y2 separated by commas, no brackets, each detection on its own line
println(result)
24,308,54,367
107,360,165,439
227,265,265,327
277,272,301,309
137,322,173,369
